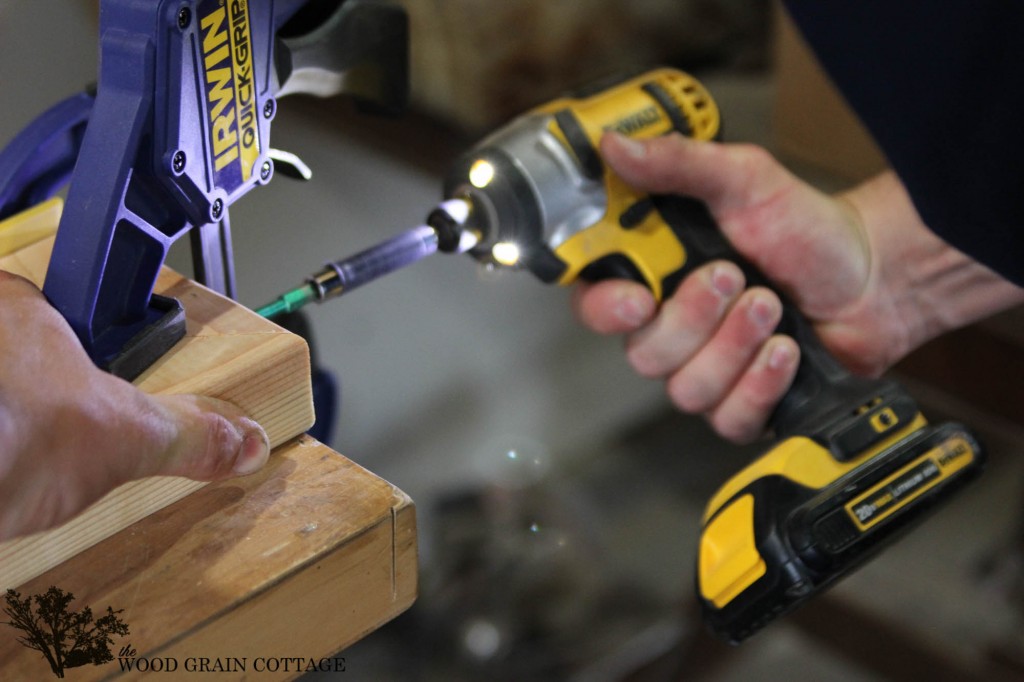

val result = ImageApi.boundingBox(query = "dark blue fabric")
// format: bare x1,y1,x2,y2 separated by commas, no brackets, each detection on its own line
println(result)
783,1,1024,285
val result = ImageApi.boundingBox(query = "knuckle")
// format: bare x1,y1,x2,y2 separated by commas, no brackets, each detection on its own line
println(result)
160,407,241,481
625,344,665,379
729,142,774,174
202,412,240,474
745,387,779,416
709,410,761,445
723,144,778,199
666,373,713,414
669,277,716,317
748,363,788,412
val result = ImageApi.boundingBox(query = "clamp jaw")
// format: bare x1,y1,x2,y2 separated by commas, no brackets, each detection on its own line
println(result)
0,0,408,379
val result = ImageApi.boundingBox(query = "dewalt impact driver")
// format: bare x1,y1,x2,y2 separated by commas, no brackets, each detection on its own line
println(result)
433,67,986,642
258,67,985,642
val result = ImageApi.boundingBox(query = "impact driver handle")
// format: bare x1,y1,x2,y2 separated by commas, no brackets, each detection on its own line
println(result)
643,193,898,448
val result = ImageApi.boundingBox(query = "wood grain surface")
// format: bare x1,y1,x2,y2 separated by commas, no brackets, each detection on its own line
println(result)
0,205,417,679
0,436,418,680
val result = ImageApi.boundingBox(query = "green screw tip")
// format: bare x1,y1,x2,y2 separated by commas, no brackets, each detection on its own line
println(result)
256,285,316,319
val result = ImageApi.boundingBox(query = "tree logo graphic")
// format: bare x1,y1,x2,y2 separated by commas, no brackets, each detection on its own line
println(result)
3,586,129,678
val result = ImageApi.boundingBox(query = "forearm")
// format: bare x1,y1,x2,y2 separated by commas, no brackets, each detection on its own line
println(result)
842,170,1024,359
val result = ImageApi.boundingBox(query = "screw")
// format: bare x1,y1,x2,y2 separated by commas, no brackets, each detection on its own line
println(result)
263,99,276,119
211,198,223,220
177,6,191,30
171,150,186,174
260,160,273,182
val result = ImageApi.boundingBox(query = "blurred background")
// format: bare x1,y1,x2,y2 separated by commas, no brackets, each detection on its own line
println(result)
3,1,1024,679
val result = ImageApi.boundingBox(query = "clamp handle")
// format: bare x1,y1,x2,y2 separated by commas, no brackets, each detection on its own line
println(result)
41,0,281,378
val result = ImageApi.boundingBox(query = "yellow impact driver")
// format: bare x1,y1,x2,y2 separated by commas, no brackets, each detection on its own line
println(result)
426,67,985,642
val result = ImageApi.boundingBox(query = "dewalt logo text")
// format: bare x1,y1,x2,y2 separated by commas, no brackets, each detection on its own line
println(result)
604,106,662,137
200,1,259,187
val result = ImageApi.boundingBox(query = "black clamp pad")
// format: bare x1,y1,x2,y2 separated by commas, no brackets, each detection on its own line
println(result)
101,295,186,381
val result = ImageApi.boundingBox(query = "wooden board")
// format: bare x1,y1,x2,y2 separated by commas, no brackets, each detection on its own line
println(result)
0,435,418,681
0,197,64,254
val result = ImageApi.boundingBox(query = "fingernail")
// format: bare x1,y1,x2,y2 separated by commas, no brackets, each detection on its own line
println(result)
233,419,270,476
767,340,794,371
748,294,778,328
612,133,647,159
616,291,653,326
710,265,742,298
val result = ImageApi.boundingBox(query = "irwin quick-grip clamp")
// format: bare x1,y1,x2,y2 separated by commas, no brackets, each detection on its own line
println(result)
0,0,408,379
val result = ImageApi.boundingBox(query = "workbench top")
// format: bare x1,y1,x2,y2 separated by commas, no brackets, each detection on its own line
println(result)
1,436,417,680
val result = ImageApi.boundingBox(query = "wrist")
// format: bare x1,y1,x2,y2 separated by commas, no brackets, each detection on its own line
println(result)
843,171,1024,358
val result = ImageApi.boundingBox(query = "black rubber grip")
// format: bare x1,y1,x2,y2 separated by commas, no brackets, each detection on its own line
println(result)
642,82,692,136
553,109,604,180
644,195,890,441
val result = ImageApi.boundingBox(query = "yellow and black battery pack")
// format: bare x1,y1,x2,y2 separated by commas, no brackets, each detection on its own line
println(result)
698,420,984,643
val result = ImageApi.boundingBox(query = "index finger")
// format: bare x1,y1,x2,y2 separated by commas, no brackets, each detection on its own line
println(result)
571,279,656,335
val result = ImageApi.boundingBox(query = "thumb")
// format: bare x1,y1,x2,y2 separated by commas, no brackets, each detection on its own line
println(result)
599,131,791,215
126,393,270,482
599,132,870,316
